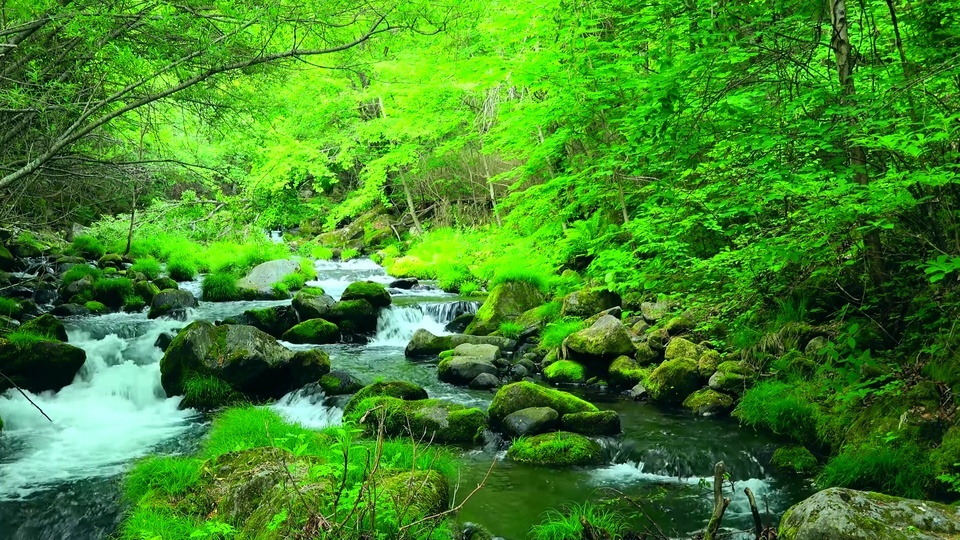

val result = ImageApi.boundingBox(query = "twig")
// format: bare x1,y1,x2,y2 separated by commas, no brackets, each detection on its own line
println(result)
398,455,498,531
704,462,730,540
0,370,52,422
603,488,669,539
745,487,763,540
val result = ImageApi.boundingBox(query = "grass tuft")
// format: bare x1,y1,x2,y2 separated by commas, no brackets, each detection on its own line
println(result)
540,319,585,350
70,235,106,259
166,257,197,281
733,380,822,444
490,267,550,293
62,265,102,285
201,272,240,301
5,330,51,347
340,247,360,261
0,297,20,317
129,257,162,280
530,503,625,540
499,321,523,340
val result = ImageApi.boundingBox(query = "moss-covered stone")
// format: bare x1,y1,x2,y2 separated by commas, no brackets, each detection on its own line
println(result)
438,349,455,359
488,381,598,426
133,280,161,304
405,328,453,358
664,337,698,361
324,299,377,335
153,277,178,291
507,431,603,467
634,341,658,365
85,300,109,313
697,349,721,376
564,315,634,361
18,314,67,342
682,388,734,416
608,355,648,388
345,396,487,444
663,315,694,335
543,360,587,384
380,470,449,517
708,361,755,395
341,281,392,308
561,410,621,436
465,281,545,336
0,337,86,393
502,407,560,437
343,381,429,414
318,370,364,396
97,253,124,269
281,318,339,344
148,289,197,320
772,445,818,474
438,356,498,386
647,357,701,404
560,289,621,318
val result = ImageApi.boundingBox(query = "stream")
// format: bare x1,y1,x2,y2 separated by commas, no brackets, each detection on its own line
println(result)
0,258,814,539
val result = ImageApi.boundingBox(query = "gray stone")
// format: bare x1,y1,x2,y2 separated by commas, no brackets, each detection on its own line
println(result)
450,334,517,351
148,289,198,320
292,287,336,321
564,315,634,361
560,289,621,318
779,487,960,540
237,259,300,299
502,407,559,437
453,343,501,363
469,373,500,390
405,328,453,358
640,301,670,322
437,356,499,386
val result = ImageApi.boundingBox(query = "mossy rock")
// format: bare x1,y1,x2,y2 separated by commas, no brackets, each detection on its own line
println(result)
438,349,455,359
697,349,721,376
465,281,545,336
291,287,335,321
341,281,392,308
488,381,598,427
18,314,68,342
608,355,648,388
647,357,701,404
563,315,634,361
634,341,659,365
318,370,364,396
97,253,124,269
560,288,621,318
325,299,377,335
379,470,450,517
437,356,498,386
0,337,86,393
502,407,560,437
343,381,428,415
85,301,109,314
664,337,699,361
239,305,299,338
708,361,755,395
663,315,694,335
682,388,734,416
544,360,586,384
281,318,339,345
507,431,603,467
133,280,161,304
771,445,818,474
91,277,134,308
148,289,197,320
561,410,621,436
405,328,453,358
345,396,487,444
153,277,178,291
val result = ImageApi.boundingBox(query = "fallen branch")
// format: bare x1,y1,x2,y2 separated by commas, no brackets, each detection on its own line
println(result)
745,486,763,539
703,461,730,540
0,370,52,422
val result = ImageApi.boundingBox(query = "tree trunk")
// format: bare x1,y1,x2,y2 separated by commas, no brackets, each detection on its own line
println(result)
830,0,885,289
400,171,422,234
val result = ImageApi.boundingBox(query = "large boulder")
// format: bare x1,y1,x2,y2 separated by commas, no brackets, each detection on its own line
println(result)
324,299,377,336
465,281,545,335
682,388,734,416
664,337,699,361
779,487,960,540
563,315,634,361
345,396,487,444
640,301,670,323
18,314,68,342
319,370,364,396
237,259,300,299
160,322,330,400
281,319,339,345
341,281,391,308
488,381,598,427
561,411,621,436
543,360,587,384
291,287,336,320
647,357,701,404
0,337,85,393
452,343,501,363
237,305,300,339
507,431,603,467
438,357,499,386
405,328,453,358
502,407,559,437
148,289,197,320
560,289,621,318
343,381,429,414
708,361,755,395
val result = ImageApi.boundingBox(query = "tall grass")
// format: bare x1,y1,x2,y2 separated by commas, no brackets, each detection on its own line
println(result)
201,272,241,301
540,319,586,349
733,380,822,443
0,297,20,317
69,235,106,259
62,265,102,285
530,503,625,540
129,257,162,280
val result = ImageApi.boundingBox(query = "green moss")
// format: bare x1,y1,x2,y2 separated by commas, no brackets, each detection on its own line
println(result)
311,245,334,260
0,297,20,318
646,357,700,404
343,381,429,414
123,295,147,312
488,382,598,425
543,360,586,384
560,411,621,436
103,267,118,275
281,318,339,344
201,271,243,301
438,349,455,359
607,356,648,388
130,258,162,280
85,301,109,313
734,380,822,444
166,257,197,281
540,319,586,350
344,396,487,444
5,330,53,347
297,257,318,280
92,277,134,307
180,374,246,411
682,388,734,416
489,267,549,294
771,445,818,474
341,281,391,308
62,265,102,285
507,431,603,467
498,321,524,340
70,235,105,259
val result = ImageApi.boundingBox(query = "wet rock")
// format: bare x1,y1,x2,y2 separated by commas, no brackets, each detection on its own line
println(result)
18,314,68,342
778,487,960,540
152,277,178,291
33,286,58,306
282,318,339,345
469,373,500,390
465,281,545,336
319,370,364,396
148,289,197,320
405,328,453,358
341,281,391,308
453,343,501,363
52,303,90,317
561,410,621,436
444,313,474,333
343,381,429,414
239,305,299,339
0,338,85,393
647,357,701,404
450,334,516,351
154,331,177,352
608,355,647,388
291,287,336,321
563,315,634,361
682,388,734,416
502,407,559,437
488,381,598,427
543,360,586,384
324,299,377,336
507,431,602,467
389,278,418,289
627,383,648,401
345,396,487,444
438,356,499,386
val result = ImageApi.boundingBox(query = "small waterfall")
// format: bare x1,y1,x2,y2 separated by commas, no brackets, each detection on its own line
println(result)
271,385,343,429
370,301,479,347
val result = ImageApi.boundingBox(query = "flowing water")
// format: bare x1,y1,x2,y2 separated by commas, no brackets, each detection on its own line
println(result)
0,259,813,539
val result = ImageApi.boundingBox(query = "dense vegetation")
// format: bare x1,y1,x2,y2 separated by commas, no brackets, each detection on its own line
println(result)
5,0,960,535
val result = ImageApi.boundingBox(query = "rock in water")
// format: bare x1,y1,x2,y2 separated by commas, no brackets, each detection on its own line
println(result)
502,407,559,437
160,321,330,400
438,356,499,385
0,338,85,393
291,287,336,320
341,281,392,308
488,381,598,426
18,313,68,342
237,259,300,299
281,318,339,344
148,289,197,320
465,281,545,335
779,487,960,540
238,305,300,338
345,396,487,444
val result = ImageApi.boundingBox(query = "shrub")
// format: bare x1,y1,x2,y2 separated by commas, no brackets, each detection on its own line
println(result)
340,247,359,261
817,442,934,499
734,380,822,444
92,278,134,307
129,257,162,280
166,257,197,281
460,282,480,296
311,245,334,261
490,267,550,293
540,319,586,350
499,321,523,340
281,272,307,291
70,235,106,259
0,297,20,317
62,265,102,285
530,503,625,540
201,272,240,301
436,262,474,293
